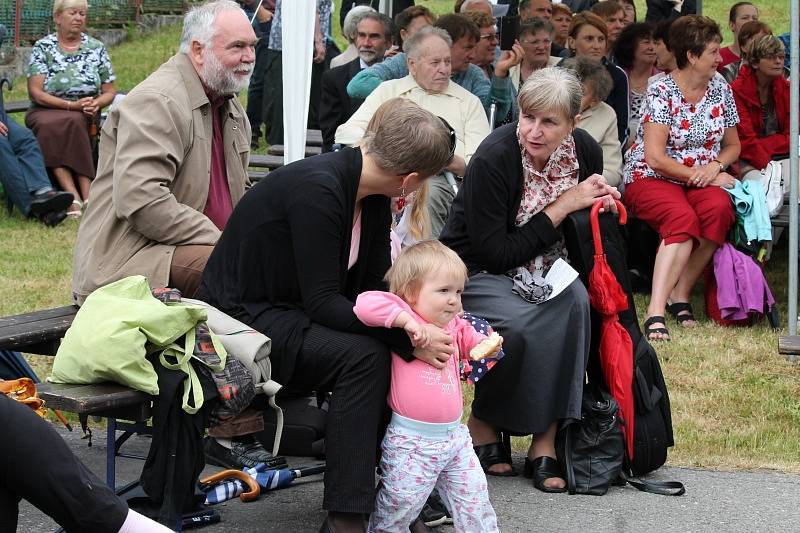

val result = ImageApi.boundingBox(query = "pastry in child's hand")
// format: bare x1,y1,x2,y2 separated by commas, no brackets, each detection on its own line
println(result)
470,332,503,361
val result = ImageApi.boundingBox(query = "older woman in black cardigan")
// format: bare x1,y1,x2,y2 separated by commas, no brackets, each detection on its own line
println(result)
441,67,620,493
198,99,454,533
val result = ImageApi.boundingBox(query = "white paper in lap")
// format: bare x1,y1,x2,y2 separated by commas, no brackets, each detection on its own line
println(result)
281,0,315,164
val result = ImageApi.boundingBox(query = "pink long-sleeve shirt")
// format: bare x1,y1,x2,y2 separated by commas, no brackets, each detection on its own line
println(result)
353,291,487,423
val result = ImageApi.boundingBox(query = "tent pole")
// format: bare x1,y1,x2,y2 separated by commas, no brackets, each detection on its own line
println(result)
788,0,799,359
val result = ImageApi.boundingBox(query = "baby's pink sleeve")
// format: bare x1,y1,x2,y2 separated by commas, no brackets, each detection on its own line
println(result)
453,317,488,362
353,291,413,329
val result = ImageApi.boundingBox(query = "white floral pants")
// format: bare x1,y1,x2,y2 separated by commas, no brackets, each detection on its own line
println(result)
368,422,499,533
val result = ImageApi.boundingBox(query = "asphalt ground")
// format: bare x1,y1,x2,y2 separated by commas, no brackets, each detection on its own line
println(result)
15,427,800,532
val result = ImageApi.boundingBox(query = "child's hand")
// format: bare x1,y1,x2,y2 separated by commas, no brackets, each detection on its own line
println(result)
404,318,430,348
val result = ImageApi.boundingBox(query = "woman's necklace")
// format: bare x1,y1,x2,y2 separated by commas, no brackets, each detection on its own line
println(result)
59,38,81,51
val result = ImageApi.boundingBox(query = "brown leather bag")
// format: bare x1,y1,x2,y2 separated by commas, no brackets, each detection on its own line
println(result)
0,378,47,418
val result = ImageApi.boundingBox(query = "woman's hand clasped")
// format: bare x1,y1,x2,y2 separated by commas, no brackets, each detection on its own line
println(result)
688,164,735,189
75,96,99,117
413,324,455,370
570,174,621,213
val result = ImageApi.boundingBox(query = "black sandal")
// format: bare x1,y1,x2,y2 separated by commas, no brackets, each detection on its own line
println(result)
666,302,696,326
524,456,566,493
644,315,670,341
474,439,517,477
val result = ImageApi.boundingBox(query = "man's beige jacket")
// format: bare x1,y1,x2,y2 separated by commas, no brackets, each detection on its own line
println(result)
72,53,250,304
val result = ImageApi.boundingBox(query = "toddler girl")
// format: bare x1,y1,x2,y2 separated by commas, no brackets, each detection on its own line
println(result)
353,240,502,533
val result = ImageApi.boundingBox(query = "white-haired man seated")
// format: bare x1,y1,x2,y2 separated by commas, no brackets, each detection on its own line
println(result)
336,27,490,240
72,0,273,470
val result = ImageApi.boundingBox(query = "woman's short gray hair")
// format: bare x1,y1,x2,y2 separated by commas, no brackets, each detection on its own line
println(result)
343,5,377,44
53,0,87,17
361,98,453,179
179,0,242,54
747,34,785,65
403,26,452,59
518,67,583,120
560,57,613,102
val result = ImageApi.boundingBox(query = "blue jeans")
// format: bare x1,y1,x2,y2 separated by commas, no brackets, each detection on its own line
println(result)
0,118,50,216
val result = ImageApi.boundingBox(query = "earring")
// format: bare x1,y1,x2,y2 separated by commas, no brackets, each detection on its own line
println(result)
396,187,407,210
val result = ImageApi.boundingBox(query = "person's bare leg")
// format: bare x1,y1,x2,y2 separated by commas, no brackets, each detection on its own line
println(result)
527,422,564,490
51,167,80,200
467,414,512,474
77,175,91,203
646,240,693,339
668,237,717,327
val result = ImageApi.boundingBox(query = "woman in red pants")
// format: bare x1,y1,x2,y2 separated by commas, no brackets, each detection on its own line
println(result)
623,15,741,341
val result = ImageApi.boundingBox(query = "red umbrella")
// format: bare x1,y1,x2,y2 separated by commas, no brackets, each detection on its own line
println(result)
588,199,634,460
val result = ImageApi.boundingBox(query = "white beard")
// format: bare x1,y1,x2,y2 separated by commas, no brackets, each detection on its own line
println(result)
202,50,253,95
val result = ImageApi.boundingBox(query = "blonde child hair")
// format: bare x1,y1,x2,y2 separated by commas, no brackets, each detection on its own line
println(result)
384,240,468,301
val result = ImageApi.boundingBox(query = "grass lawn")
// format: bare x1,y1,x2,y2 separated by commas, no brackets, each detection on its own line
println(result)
1,0,798,473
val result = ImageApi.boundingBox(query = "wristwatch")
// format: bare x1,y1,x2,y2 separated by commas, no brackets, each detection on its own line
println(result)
713,160,725,172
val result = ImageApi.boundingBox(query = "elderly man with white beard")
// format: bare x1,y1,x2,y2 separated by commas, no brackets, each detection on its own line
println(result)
72,0,255,305
71,0,278,474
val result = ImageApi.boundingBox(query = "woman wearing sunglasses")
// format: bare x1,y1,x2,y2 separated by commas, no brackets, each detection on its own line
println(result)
441,67,620,493
197,98,454,533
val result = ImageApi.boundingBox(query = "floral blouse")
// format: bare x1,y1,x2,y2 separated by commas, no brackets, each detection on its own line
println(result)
623,73,739,185
27,33,115,100
513,126,578,276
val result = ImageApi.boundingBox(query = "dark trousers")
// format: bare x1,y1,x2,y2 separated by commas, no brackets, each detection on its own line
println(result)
246,33,271,140
0,395,128,532
262,49,284,146
307,41,339,131
289,324,391,514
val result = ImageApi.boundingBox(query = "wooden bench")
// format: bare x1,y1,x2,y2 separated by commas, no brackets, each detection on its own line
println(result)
305,129,323,147
267,144,322,158
38,382,153,489
778,335,800,361
0,306,153,490
4,99,31,114
0,305,78,356
249,153,285,171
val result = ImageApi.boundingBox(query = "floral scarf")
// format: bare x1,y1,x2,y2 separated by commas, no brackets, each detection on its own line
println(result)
513,125,579,277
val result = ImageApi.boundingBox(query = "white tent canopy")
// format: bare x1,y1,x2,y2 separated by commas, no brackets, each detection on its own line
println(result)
281,0,316,164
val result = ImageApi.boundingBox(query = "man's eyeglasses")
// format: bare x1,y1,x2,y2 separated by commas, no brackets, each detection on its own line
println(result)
438,116,457,159
479,33,500,42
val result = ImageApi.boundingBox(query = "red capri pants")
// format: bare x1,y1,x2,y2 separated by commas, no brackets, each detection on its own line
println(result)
623,178,734,246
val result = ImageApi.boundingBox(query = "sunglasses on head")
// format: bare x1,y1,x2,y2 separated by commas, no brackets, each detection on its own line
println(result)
438,116,457,160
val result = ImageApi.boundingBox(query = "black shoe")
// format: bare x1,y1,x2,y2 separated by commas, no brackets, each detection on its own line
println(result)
318,512,366,533
29,190,73,218
524,456,567,493
39,209,68,227
419,489,452,527
409,517,433,532
203,436,287,470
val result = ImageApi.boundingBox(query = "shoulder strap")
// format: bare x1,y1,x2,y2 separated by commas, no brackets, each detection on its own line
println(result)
619,472,685,496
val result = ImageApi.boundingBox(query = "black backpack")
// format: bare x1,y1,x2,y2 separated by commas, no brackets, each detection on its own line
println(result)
563,209,684,496
628,335,674,475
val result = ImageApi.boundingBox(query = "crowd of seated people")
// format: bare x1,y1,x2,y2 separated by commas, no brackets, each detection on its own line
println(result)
6,1,798,531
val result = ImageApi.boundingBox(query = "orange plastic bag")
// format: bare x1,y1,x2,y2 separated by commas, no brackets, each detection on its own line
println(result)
0,378,47,418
